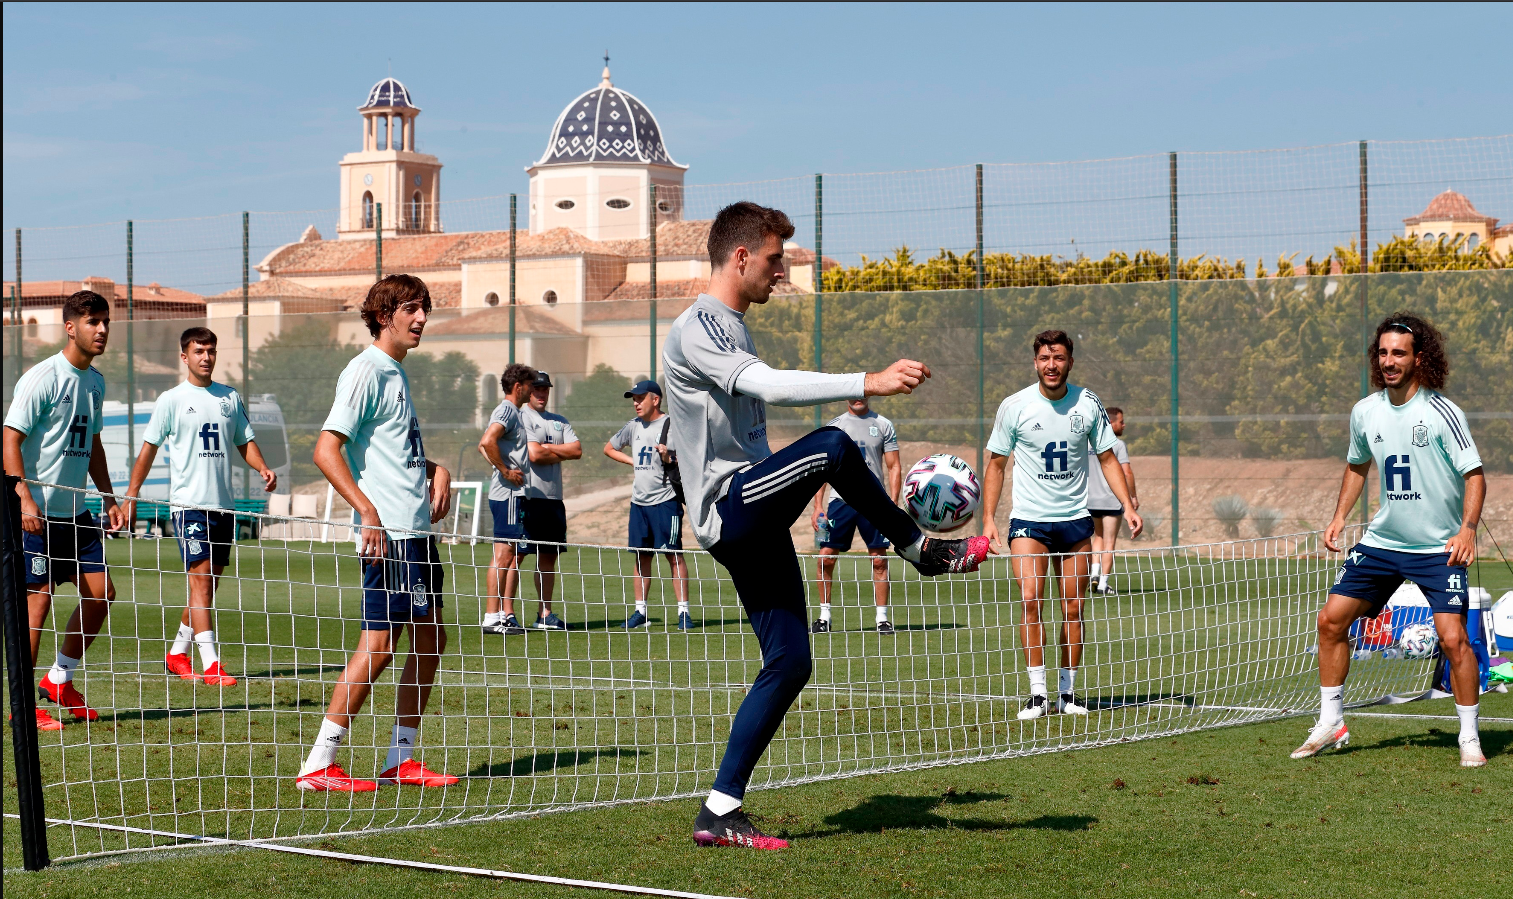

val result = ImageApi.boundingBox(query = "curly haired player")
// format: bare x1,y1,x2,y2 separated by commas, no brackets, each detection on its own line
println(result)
1295,312,1486,768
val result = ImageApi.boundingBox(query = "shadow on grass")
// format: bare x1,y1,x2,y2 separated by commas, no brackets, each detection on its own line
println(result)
1085,693,1193,711
468,746,646,777
806,789,1096,837
1347,726,1512,759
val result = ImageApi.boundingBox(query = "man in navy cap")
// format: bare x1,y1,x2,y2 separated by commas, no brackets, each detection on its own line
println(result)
519,370,581,629
605,380,693,630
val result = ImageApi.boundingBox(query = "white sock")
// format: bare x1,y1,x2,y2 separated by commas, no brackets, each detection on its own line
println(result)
636,599,648,615
1028,665,1047,697
49,653,80,684
1090,562,1101,580
1059,667,1077,695
1455,703,1479,743
1098,573,1109,591
899,535,925,562
1320,684,1345,725
705,789,742,816
300,719,347,776
194,630,220,668
482,612,500,626
876,605,889,624
677,600,689,613
170,623,194,656
386,724,418,771
819,602,832,622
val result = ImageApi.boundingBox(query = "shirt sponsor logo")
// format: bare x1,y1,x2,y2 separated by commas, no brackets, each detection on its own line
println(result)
1410,424,1429,447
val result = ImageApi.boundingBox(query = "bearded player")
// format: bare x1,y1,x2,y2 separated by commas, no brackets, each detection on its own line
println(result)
1294,313,1486,768
666,202,990,849
981,330,1142,720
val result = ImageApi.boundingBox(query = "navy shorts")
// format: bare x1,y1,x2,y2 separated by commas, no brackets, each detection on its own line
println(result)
820,498,889,551
172,510,234,567
1008,516,1095,554
520,497,566,556
23,512,106,586
489,497,526,542
361,536,445,630
1331,543,1469,616
628,499,683,553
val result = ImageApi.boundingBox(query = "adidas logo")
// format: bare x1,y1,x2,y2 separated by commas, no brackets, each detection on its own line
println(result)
60,392,73,403
187,406,197,413
1448,597,1462,606
1031,423,1043,431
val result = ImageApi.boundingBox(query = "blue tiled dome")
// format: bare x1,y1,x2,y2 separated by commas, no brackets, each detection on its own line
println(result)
535,70,681,168
362,77,415,110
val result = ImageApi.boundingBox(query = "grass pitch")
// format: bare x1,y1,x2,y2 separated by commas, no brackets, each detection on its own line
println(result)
4,548,1509,897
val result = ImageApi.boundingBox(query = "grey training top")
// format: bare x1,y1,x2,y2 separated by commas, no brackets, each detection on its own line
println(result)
610,414,678,506
486,400,528,502
521,406,579,501
825,410,899,505
1085,435,1130,510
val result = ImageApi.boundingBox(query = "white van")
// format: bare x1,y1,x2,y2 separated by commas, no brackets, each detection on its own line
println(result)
99,394,291,532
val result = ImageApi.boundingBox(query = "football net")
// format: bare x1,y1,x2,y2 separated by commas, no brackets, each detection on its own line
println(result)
10,480,1436,862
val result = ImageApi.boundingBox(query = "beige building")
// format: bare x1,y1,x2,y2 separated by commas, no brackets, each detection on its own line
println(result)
208,67,832,400
1402,189,1513,260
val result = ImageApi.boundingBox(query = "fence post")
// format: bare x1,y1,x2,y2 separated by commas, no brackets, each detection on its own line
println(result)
242,212,250,503
1359,140,1370,527
1168,151,1180,547
13,228,22,394
509,194,517,365
813,173,824,430
375,203,383,281
3,473,51,870
649,183,658,383
126,221,135,463
975,164,986,518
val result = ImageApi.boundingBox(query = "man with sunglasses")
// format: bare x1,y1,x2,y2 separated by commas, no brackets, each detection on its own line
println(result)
1297,313,1487,768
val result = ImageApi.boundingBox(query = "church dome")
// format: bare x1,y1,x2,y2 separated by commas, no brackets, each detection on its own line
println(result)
361,77,415,110
534,66,682,168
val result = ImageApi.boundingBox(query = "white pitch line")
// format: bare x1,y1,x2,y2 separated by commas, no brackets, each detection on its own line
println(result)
29,817,745,899
1348,712,1513,723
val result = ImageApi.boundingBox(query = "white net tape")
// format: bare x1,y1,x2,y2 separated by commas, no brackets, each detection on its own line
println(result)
15,481,1432,861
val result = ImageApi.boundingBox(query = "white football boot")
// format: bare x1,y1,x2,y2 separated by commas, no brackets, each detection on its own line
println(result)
1018,695,1048,720
1058,693,1089,715
1290,719,1350,759
1459,737,1486,768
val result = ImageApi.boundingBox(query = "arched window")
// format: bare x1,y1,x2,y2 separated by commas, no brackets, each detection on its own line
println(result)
1421,232,1435,244
1467,233,1480,249
375,117,388,150
542,289,558,305
485,292,500,307
411,190,423,227
26,316,38,338
362,191,375,229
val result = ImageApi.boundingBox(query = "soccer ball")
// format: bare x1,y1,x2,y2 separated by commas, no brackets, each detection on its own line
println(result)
1399,622,1438,660
902,454,981,532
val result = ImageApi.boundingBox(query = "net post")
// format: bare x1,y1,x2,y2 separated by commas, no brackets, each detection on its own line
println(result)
1168,150,1180,547
2,473,50,870
242,211,251,503
126,220,135,462
813,173,823,430
649,182,658,383
975,163,985,526
509,194,517,364
1358,139,1370,527
12,229,21,402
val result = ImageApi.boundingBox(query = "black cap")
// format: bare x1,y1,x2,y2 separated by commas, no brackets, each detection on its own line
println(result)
531,371,553,388
624,379,662,398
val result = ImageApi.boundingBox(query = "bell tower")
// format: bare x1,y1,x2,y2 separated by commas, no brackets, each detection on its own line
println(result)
338,78,444,240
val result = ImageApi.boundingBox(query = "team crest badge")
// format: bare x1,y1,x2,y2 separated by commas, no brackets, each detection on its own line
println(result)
411,583,429,611
187,540,203,555
31,556,47,576
552,421,563,432
1410,425,1429,447
219,399,232,417
1069,413,1086,435
88,388,102,411
869,426,879,437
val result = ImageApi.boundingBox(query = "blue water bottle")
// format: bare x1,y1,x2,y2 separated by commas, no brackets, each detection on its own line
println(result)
815,514,829,549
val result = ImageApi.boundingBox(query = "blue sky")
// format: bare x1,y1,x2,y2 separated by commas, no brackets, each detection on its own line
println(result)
3,2,1511,286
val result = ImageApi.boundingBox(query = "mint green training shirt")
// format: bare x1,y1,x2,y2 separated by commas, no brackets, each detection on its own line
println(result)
3,352,106,517
986,383,1116,522
143,381,255,510
322,345,431,538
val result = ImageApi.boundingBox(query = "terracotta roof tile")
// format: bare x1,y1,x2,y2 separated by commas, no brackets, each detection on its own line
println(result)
424,305,579,336
1402,189,1499,228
